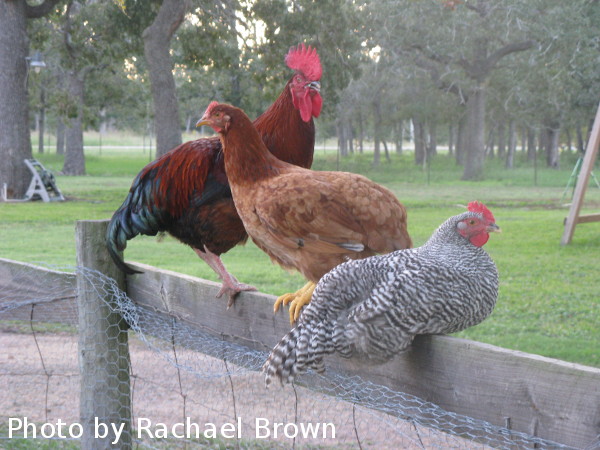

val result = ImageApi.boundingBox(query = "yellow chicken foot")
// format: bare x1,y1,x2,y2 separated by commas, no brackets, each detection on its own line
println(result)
273,281,316,324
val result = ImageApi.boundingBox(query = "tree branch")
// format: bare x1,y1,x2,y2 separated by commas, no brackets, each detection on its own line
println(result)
143,0,189,41
25,0,62,19
409,52,464,101
482,40,535,73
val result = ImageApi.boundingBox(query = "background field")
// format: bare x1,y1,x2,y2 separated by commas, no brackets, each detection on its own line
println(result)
2,132,599,367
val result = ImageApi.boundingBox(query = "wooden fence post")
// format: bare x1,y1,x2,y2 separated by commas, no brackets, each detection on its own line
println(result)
76,220,132,449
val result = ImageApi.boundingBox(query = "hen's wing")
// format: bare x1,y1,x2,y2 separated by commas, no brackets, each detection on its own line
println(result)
252,170,410,256
106,137,222,274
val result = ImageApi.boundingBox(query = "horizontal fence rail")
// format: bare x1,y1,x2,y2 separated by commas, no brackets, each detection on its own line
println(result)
2,244,600,448
126,261,600,448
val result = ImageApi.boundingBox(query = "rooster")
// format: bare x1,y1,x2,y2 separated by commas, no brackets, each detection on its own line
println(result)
106,44,322,306
197,102,412,323
263,202,500,386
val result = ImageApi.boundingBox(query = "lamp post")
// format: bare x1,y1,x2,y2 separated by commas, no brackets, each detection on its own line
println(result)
25,51,47,154
26,51,46,73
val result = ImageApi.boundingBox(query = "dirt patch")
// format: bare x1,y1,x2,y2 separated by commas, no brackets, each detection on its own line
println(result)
0,331,481,448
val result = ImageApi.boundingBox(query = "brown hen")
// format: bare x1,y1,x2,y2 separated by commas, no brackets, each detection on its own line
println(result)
198,103,412,322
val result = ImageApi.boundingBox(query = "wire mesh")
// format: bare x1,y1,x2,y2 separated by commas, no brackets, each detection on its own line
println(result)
0,261,581,449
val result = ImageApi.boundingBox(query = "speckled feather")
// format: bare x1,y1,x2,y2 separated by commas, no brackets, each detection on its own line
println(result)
263,209,499,386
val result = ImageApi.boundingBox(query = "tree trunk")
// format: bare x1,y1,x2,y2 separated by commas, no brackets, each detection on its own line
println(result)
461,86,486,180
497,119,506,159
373,139,381,166
226,12,242,108
62,71,86,175
545,124,560,168
505,119,516,169
0,0,33,199
395,120,403,155
185,115,192,133
485,125,495,158
372,100,382,166
382,140,391,163
37,85,46,154
413,119,426,166
539,128,548,162
456,114,467,166
347,121,354,154
551,128,560,168
143,0,187,157
427,122,437,158
357,110,364,154
527,126,536,162
337,119,348,157
56,118,66,155
576,122,585,154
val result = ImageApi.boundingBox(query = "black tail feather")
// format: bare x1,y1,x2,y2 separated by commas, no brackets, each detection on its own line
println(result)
106,210,143,275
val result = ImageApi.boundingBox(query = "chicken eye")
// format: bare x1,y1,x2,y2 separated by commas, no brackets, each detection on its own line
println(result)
469,219,476,225
296,76,303,83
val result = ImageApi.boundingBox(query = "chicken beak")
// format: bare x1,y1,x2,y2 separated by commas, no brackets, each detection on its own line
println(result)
487,223,501,233
306,81,321,92
196,117,209,128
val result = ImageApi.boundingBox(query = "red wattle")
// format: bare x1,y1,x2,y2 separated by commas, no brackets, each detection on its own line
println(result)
312,93,322,118
298,90,312,122
470,232,489,247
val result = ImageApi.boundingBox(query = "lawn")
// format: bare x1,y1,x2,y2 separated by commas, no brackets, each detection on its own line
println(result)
2,132,600,367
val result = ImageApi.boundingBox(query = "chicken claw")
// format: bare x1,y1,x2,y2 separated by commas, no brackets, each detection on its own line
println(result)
195,246,256,308
273,281,316,323
216,279,257,309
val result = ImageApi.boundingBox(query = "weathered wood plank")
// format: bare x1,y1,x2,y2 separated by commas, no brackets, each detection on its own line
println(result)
561,100,600,244
76,220,131,450
127,262,600,448
0,258,77,324
576,213,600,224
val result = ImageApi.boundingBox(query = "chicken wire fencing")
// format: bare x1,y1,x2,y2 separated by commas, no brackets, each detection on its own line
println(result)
0,262,577,449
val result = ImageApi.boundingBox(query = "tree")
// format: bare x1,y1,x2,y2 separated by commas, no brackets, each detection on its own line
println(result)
0,0,61,199
39,0,132,175
143,0,189,157
364,0,540,179
502,0,600,168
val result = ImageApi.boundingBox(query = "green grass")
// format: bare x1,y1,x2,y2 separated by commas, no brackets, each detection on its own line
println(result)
2,134,600,368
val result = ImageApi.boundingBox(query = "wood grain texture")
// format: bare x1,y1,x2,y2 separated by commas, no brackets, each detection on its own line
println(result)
575,213,600,224
0,257,76,323
2,254,599,447
562,101,600,244
127,261,600,448
76,220,131,450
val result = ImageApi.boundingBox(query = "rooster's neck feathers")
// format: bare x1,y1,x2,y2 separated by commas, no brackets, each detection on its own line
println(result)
253,78,315,168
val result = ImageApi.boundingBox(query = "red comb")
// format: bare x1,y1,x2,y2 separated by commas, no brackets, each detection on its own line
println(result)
285,43,322,81
468,201,495,222
204,101,219,115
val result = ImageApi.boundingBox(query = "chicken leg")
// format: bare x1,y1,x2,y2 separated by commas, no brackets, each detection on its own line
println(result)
195,246,257,308
273,281,316,323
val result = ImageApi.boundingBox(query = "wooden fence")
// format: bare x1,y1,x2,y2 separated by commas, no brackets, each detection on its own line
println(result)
1,219,600,449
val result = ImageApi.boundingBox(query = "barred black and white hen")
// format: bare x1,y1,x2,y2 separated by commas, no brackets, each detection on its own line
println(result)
264,201,500,386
